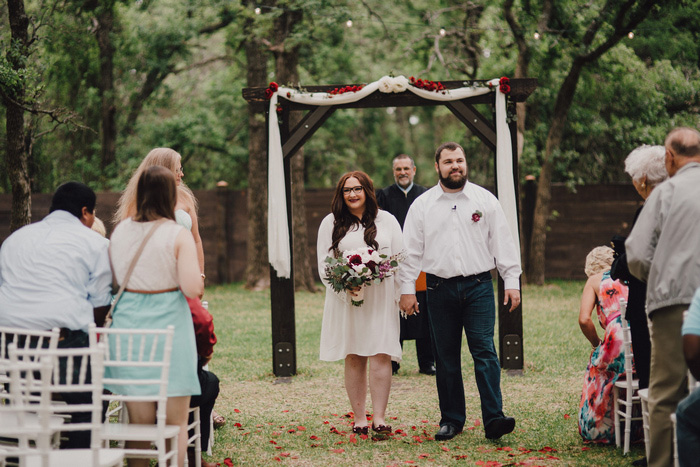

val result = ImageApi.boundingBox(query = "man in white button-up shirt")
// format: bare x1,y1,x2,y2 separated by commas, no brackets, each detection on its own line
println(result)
0,181,112,448
398,142,521,441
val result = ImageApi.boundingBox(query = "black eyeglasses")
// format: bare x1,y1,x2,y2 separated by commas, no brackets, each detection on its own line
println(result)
342,186,364,195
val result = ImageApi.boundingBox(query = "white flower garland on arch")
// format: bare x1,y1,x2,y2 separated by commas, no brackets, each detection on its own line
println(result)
268,75,518,279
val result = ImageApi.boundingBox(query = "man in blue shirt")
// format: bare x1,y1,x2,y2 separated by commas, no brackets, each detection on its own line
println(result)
0,181,112,448
677,289,700,467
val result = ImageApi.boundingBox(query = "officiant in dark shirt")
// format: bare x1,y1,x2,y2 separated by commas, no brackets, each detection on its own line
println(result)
376,154,435,375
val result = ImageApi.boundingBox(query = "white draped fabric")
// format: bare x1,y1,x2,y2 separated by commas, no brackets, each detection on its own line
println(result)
267,75,519,279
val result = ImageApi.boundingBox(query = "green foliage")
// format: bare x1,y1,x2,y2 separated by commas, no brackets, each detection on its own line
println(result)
2,0,700,194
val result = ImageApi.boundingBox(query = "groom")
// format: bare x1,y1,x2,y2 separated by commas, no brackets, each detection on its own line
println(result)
398,142,521,441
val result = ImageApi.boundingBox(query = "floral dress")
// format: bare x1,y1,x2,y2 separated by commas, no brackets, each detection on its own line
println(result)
578,270,629,443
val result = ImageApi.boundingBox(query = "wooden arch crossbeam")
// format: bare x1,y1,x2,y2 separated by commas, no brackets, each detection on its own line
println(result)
242,78,537,377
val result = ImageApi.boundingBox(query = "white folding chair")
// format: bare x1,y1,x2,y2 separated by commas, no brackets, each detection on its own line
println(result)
613,298,642,455
3,343,124,467
89,324,179,466
0,348,54,462
0,327,60,389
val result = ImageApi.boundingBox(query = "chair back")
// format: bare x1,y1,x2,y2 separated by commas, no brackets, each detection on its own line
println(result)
10,343,107,466
0,327,60,391
618,299,636,386
88,325,175,429
0,345,54,458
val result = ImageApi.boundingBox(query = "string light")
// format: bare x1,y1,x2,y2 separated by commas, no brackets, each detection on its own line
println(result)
533,32,541,40
254,7,261,14
346,19,353,28
627,31,634,39
439,28,446,36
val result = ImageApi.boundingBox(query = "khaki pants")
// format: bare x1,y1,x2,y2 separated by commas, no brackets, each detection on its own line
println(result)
648,305,688,467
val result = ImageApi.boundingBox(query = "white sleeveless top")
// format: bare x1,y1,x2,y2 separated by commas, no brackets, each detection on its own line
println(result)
110,218,185,290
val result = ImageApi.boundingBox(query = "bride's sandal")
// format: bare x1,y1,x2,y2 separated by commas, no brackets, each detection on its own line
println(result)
371,423,392,439
352,423,369,435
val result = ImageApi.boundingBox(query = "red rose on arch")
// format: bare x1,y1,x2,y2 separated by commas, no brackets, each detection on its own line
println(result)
264,88,273,99
269,82,279,92
499,76,511,94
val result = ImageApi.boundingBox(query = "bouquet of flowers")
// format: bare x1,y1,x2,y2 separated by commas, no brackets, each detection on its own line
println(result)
323,247,402,306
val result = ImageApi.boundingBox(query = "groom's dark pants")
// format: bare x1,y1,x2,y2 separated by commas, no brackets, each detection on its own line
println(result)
425,272,504,431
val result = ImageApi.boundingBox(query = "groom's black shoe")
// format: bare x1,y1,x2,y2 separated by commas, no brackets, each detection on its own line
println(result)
485,416,516,440
434,424,460,441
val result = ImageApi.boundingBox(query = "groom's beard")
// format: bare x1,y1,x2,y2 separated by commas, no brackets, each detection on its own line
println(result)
439,170,467,190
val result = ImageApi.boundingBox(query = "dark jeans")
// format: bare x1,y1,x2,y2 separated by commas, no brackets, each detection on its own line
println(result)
628,315,651,390
425,272,504,430
189,368,220,450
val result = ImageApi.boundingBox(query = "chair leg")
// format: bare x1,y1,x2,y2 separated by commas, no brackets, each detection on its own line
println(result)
623,399,632,455
613,388,621,448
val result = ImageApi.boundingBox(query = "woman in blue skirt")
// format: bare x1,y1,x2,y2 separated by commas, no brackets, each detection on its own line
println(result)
109,165,204,467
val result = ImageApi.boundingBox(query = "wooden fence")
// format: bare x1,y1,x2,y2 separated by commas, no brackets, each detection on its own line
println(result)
0,183,642,283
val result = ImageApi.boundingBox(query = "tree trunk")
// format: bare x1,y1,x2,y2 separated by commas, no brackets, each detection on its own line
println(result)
523,0,656,285
5,0,31,232
272,6,317,293
244,4,270,291
95,1,116,170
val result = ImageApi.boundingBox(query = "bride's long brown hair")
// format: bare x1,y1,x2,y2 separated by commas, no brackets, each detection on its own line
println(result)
329,171,379,253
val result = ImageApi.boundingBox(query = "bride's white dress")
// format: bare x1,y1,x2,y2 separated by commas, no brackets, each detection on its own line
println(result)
317,210,404,362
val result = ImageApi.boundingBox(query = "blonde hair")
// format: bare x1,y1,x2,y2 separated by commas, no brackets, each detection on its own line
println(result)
91,216,106,237
113,148,197,224
584,246,614,277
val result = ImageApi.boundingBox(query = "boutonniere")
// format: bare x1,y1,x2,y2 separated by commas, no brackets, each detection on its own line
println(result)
471,210,483,223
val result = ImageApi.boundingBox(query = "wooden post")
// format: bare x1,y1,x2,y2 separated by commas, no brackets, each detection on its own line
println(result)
496,110,524,372
270,105,296,377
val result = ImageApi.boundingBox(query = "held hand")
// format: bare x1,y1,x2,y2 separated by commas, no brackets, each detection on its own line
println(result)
399,294,420,316
504,289,521,312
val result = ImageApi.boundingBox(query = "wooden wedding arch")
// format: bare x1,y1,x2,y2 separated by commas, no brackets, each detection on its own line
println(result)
243,78,537,377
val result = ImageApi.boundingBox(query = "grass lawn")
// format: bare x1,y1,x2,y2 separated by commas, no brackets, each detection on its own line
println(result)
202,280,643,466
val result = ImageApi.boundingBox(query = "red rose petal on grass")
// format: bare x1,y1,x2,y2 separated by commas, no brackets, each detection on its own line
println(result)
233,422,242,428
564,413,571,420
323,421,330,424
335,441,345,445
391,416,397,420
419,453,430,458
309,435,319,440
581,447,590,451
297,426,306,431
441,446,450,452
360,434,368,440
310,443,321,447
282,410,289,413
269,440,277,444
223,458,233,467
411,426,417,430
496,446,513,451
287,429,296,433
421,420,428,423
405,461,416,464
272,431,282,436
280,453,290,457
538,446,557,453
332,448,345,454
274,458,281,462
350,436,358,444
275,446,283,450
234,409,241,413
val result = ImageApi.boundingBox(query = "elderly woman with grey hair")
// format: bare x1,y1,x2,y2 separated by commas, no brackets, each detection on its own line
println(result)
611,146,668,384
